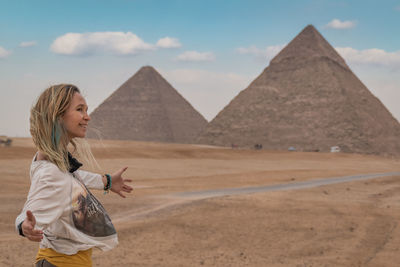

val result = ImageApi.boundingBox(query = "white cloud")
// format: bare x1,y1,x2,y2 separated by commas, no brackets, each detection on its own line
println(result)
0,46,11,58
335,46,400,122
355,68,400,123
19,41,37,47
325,19,356,29
156,37,181,48
176,51,215,62
237,44,400,69
236,44,285,61
336,47,400,68
50,32,154,56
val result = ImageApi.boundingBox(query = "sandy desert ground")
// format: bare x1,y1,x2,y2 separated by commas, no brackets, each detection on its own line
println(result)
1,138,400,266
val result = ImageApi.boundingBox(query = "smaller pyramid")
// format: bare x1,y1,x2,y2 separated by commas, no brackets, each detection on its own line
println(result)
87,66,208,143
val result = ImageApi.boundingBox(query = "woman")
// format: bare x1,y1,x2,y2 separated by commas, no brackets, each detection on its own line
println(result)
15,84,133,267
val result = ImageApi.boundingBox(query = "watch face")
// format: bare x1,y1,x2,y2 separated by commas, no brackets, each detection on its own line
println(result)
71,177,116,237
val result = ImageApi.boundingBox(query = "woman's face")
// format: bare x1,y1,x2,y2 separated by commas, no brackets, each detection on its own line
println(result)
62,92,90,139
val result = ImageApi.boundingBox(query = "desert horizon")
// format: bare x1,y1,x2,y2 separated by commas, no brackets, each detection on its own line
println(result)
2,138,400,266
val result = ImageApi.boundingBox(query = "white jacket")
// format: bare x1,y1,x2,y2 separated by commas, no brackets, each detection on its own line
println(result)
15,156,118,255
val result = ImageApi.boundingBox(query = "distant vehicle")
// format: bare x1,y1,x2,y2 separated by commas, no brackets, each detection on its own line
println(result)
330,146,340,153
0,136,12,147
254,144,263,150
288,146,296,151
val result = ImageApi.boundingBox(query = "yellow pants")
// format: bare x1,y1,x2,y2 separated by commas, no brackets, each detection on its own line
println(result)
36,248,92,267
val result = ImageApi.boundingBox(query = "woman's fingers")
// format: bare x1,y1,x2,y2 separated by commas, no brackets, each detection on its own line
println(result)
27,234,43,242
110,167,133,198
23,210,43,241
123,183,133,189
26,210,36,224
27,229,43,242
117,167,128,176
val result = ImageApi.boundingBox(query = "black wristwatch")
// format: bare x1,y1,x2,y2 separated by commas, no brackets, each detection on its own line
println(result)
18,221,25,237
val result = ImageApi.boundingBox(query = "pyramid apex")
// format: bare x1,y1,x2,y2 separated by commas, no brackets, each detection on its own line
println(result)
270,24,348,69
137,65,158,73
300,25,322,38
303,24,317,31
132,65,164,81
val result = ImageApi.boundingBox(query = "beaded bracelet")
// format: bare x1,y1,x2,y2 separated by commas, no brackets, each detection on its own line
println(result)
104,174,112,194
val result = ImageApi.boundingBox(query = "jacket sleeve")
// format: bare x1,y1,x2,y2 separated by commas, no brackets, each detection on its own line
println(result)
15,213,26,233
74,170,104,190
15,164,71,231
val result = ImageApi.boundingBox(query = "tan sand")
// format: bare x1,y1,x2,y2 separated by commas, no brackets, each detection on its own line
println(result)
1,138,400,266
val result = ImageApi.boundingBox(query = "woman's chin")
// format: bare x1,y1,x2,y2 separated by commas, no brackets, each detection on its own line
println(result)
69,133,86,139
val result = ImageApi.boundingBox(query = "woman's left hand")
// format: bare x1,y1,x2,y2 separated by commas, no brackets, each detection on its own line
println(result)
110,167,133,198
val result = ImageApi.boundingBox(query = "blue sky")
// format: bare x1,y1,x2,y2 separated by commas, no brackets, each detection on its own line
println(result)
1,0,400,136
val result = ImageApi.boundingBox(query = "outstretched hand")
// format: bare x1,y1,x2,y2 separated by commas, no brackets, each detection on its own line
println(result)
22,210,43,242
111,167,133,198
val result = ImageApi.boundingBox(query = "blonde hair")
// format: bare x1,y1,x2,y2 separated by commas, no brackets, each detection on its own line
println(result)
30,84,98,172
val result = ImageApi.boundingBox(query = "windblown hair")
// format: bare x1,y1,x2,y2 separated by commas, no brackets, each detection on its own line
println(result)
30,84,98,172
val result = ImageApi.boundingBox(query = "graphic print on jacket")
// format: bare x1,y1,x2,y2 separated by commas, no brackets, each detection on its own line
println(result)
71,176,116,237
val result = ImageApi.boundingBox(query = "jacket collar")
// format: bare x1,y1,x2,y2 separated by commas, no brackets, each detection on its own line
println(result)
68,152,83,173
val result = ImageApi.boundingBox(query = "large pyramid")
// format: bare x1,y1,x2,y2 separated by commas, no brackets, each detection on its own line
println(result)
87,66,208,143
198,25,400,156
